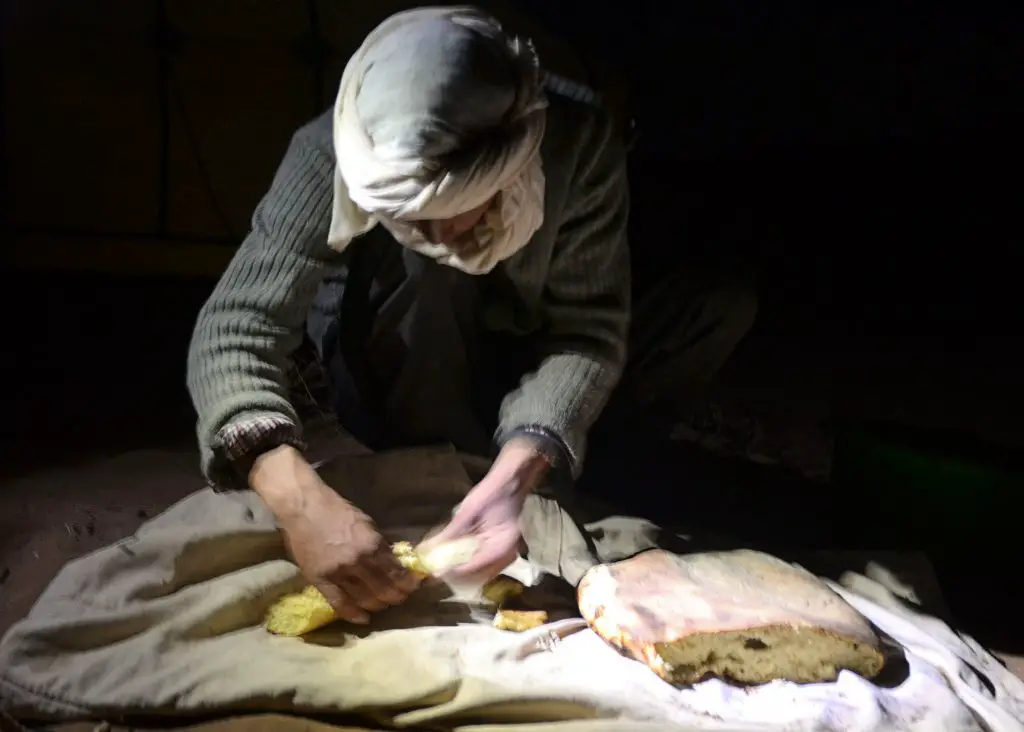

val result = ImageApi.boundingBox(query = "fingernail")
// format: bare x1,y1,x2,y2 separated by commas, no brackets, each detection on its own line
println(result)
350,613,370,625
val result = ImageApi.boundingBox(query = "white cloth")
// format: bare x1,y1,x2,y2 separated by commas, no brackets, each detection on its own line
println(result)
1,447,1022,732
327,7,548,274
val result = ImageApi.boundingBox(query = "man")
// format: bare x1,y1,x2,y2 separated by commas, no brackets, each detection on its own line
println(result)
187,7,755,627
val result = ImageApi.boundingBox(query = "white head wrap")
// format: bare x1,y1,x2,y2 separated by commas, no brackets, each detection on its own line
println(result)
327,6,548,274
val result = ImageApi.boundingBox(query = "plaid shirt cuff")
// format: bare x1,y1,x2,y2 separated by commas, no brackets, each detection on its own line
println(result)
214,416,305,489
501,425,571,471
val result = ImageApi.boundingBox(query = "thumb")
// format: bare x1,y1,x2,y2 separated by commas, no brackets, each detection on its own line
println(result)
446,541,517,584
421,514,472,550
314,581,369,624
422,500,478,547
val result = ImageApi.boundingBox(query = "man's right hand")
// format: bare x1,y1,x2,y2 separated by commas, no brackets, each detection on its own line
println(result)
249,445,421,624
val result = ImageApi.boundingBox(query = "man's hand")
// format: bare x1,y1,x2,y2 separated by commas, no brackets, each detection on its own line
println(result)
423,438,551,584
250,446,420,624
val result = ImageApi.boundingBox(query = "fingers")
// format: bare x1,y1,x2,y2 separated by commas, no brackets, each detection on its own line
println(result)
419,515,474,555
374,550,422,595
444,542,517,585
313,581,370,625
358,552,418,607
324,550,421,620
330,569,398,614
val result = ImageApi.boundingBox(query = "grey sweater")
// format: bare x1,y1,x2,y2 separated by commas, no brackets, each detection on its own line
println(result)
186,94,630,487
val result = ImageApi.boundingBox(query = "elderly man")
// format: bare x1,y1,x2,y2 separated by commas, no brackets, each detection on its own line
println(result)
187,8,755,626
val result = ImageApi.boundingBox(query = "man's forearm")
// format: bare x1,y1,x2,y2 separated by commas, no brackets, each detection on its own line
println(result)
186,120,342,489
504,107,630,478
498,350,623,478
249,445,324,519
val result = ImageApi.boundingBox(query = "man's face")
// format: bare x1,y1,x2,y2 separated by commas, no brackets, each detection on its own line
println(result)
416,197,493,247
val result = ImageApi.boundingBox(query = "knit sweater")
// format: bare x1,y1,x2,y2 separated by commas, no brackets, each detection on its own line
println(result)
186,93,631,488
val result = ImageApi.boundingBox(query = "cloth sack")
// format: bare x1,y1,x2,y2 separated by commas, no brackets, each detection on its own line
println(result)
1,447,1022,732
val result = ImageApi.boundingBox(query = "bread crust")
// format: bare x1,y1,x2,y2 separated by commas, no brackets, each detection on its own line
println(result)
577,549,885,685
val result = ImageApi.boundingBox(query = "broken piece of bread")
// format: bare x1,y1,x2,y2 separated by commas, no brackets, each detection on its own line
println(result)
577,549,885,685
264,585,337,637
265,537,482,637
493,608,548,632
482,576,525,605
415,536,479,575
391,541,430,577
488,579,544,632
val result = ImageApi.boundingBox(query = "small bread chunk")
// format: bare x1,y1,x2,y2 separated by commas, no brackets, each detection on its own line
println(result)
482,576,525,605
264,585,336,637
392,541,430,578
493,608,548,632
577,549,885,685
417,536,479,575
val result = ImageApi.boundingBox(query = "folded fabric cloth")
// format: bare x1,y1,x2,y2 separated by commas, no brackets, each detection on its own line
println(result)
1,447,1021,731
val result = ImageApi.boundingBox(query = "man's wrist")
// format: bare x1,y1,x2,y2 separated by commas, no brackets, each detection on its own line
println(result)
249,445,323,520
500,426,571,471
489,437,552,498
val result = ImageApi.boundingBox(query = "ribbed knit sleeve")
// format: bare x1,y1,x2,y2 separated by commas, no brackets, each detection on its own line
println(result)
497,110,631,476
186,124,343,488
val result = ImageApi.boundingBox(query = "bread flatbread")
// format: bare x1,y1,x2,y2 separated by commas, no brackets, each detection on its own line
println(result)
577,549,885,685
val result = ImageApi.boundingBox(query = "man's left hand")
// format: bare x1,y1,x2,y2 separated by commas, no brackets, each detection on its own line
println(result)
422,438,551,584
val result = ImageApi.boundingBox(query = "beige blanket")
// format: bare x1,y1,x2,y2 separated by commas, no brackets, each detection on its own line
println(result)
1,447,1022,732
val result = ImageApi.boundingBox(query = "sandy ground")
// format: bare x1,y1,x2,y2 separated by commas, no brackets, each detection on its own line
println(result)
0,448,202,634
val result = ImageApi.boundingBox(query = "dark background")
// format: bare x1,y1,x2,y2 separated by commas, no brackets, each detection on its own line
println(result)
1,1,1020,649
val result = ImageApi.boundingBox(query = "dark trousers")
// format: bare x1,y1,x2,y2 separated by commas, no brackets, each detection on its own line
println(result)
306,231,757,478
